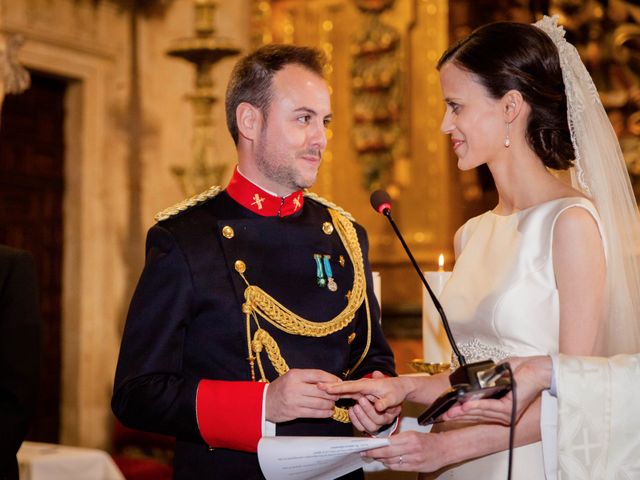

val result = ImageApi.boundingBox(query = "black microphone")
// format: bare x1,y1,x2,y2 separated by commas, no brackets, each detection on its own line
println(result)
370,189,466,366
370,189,511,424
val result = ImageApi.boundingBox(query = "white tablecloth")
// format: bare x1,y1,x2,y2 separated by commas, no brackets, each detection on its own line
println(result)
17,441,125,480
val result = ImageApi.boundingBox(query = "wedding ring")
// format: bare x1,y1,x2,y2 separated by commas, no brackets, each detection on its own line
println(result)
399,456,403,464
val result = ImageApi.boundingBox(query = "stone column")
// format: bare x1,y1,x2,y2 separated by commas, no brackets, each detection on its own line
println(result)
0,34,5,111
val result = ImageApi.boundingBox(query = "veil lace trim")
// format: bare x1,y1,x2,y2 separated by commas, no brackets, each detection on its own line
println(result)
535,15,640,354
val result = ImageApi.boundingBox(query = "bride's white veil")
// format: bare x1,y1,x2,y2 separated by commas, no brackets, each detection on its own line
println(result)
535,15,640,355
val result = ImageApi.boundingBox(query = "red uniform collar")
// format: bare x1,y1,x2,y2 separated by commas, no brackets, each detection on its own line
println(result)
226,168,304,217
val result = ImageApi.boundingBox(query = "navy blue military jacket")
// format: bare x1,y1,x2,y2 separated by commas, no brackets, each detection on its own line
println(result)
112,191,395,479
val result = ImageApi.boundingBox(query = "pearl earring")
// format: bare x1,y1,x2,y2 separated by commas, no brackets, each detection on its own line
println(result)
504,123,511,148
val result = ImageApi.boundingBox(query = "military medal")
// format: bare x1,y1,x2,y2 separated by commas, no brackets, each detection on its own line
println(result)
323,255,338,292
314,254,326,287
314,254,337,291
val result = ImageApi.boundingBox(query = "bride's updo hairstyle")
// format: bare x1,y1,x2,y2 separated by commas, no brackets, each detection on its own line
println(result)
437,22,575,170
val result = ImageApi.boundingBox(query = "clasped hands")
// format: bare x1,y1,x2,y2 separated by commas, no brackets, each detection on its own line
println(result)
266,369,453,472
321,371,448,472
264,369,400,435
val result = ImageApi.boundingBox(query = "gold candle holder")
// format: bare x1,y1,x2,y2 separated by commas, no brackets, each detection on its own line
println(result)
409,359,451,375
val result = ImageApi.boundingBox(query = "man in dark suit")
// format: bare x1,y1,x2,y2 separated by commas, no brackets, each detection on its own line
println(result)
0,245,41,480
112,44,397,479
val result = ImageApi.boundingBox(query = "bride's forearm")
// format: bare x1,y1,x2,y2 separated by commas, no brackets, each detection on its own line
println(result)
404,371,451,405
435,396,542,465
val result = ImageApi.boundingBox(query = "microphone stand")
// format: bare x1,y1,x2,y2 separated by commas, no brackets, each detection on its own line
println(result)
374,199,511,425
380,208,466,366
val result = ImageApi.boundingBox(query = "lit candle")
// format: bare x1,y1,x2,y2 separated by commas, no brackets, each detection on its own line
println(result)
372,271,381,316
422,254,453,363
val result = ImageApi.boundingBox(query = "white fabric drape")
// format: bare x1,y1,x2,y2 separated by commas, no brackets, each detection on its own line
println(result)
557,353,640,479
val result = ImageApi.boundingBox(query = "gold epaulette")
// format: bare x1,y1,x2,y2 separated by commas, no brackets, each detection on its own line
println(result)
154,186,222,222
303,191,355,222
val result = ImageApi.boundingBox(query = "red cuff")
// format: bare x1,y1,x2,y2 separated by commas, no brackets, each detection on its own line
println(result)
196,380,266,452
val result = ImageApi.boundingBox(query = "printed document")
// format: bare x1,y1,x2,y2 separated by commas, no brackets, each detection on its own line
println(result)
257,436,389,480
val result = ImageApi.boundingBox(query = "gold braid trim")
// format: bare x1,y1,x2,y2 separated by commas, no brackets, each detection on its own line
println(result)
251,328,350,423
344,293,372,378
303,191,355,222
154,186,221,222
239,208,371,424
252,329,288,377
331,406,351,423
242,209,366,337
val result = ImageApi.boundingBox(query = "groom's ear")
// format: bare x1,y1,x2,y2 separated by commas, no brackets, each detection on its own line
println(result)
236,102,263,141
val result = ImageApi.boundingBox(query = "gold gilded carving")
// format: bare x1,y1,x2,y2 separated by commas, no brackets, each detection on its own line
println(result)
351,0,403,189
318,14,335,197
251,0,273,47
167,0,240,196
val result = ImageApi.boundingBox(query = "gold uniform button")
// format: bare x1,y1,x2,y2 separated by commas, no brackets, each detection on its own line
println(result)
222,226,234,239
322,222,334,235
347,332,356,344
234,260,246,273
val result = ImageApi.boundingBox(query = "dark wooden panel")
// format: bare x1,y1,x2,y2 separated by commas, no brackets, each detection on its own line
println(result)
0,71,66,443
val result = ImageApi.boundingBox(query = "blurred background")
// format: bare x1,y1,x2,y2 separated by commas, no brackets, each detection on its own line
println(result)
2,0,639,462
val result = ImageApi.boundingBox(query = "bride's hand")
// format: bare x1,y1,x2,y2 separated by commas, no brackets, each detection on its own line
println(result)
362,431,449,472
320,372,413,412
346,372,401,434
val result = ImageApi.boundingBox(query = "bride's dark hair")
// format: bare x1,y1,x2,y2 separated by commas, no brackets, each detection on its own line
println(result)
438,22,575,170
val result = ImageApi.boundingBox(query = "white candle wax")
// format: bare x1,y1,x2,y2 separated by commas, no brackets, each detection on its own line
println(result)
422,271,453,363
372,271,381,321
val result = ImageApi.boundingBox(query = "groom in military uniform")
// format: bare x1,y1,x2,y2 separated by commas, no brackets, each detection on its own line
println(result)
111,44,397,479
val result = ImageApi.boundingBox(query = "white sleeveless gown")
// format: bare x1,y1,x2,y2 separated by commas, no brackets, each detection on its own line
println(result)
428,197,604,480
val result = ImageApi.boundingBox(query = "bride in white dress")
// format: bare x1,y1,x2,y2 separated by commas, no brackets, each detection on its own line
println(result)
325,16,640,480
